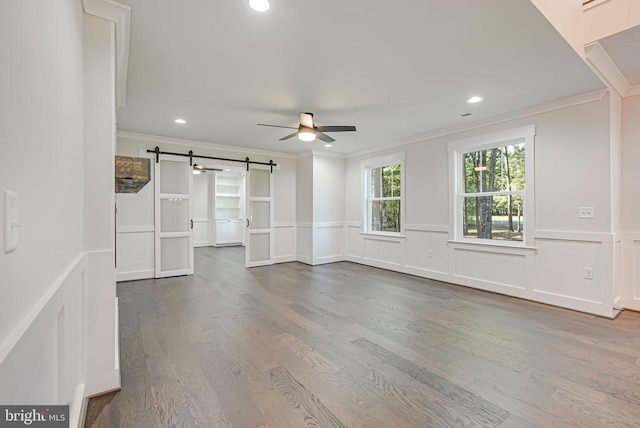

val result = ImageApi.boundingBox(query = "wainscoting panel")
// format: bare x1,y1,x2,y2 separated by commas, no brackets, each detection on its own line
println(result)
623,233,640,311
346,225,364,259
534,239,602,303
0,254,88,427
451,245,529,292
404,229,449,275
193,218,211,247
314,224,344,264
363,236,404,267
274,223,296,263
86,250,120,397
341,222,616,317
297,225,313,265
116,226,154,281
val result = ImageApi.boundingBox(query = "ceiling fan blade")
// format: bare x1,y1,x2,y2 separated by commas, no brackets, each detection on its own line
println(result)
300,112,314,128
257,124,297,130
316,132,335,143
279,132,298,141
315,125,357,133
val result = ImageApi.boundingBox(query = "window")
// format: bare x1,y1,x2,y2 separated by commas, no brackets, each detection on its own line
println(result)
363,154,405,234
449,126,534,245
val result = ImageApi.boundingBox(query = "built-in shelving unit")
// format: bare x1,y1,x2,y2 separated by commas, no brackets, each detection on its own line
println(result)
214,172,244,246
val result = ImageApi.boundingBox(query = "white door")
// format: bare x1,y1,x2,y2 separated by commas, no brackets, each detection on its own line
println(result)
245,166,273,267
154,154,194,277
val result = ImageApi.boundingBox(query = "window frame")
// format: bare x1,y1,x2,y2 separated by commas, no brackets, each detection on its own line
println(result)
361,152,406,236
448,126,535,247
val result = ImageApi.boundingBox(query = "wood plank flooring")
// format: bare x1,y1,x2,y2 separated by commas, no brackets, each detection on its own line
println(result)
86,247,640,427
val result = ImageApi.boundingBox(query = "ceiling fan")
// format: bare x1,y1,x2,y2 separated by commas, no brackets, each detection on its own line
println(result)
258,112,356,143
192,164,223,174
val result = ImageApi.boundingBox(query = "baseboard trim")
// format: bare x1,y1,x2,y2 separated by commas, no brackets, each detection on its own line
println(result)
274,255,296,264
72,383,87,428
116,269,154,282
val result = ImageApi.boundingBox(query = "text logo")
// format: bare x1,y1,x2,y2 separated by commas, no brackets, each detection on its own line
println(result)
0,406,68,427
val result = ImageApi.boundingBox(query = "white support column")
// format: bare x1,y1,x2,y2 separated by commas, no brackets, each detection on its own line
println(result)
83,13,120,396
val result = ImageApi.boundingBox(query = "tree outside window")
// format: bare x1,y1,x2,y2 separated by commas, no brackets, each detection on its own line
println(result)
369,164,401,232
460,140,525,242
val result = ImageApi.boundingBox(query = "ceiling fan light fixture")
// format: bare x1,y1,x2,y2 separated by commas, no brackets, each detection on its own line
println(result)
298,125,316,142
249,0,270,12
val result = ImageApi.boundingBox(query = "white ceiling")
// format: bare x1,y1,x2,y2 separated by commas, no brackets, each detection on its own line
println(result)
116,0,604,155
599,25,640,86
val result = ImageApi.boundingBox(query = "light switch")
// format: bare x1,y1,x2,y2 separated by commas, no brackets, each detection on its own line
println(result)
4,190,19,253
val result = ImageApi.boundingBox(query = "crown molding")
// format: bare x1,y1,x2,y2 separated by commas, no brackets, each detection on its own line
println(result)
294,150,347,160
347,89,607,158
627,86,640,97
309,150,347,159
117,131,298,159
82,0,130,109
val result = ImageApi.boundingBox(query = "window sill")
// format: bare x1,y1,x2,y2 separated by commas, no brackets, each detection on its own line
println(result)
447,239,537,251
361,231,406,239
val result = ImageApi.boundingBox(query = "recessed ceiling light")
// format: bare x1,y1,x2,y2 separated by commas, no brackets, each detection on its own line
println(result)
467,96,484,104
175,118,186,124
249,0,270,12
324,143,333,148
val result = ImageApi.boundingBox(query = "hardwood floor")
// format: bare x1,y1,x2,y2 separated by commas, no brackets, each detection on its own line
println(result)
86,246,640,427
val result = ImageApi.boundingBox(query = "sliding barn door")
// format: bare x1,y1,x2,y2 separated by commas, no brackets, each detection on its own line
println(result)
245,166,274,268
154,154,194,277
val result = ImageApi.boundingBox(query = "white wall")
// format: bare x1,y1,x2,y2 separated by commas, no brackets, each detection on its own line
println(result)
344,94,619,317
295,153,346,265
1,0,88,425
296,154,314,264
273,157,297,262
313,155,345,223
296,155,314,224
312,155,346,264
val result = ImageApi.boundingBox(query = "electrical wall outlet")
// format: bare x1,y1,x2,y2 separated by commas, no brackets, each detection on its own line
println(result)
427,249,433,259
579,207,594,219
584,267,594,280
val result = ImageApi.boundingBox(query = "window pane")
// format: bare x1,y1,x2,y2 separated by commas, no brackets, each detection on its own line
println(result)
462,195,523,241
381,164,401,197
371,200,400,233
370,167,382,198
464,142,525,193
